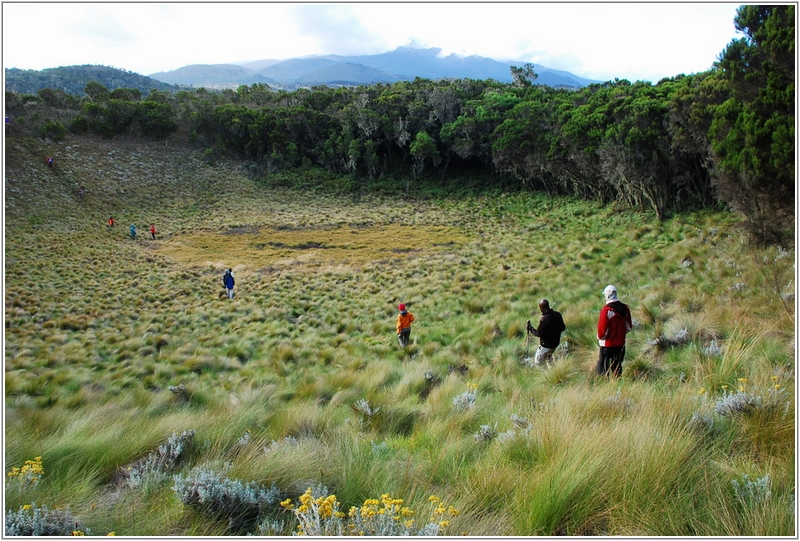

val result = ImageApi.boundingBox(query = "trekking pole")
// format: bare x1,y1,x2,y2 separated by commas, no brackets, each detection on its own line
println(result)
525,329,530,357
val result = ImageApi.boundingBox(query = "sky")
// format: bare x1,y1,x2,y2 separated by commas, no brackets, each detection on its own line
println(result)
2,2,744,83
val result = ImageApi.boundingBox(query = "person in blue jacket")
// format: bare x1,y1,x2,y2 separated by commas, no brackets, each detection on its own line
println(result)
223,268,235,299
130,224,137,240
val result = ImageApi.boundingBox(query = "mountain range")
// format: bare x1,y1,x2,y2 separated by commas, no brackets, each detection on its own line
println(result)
150,46,599,89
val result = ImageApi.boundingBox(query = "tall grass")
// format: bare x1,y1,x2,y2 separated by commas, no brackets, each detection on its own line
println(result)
4,135,794,535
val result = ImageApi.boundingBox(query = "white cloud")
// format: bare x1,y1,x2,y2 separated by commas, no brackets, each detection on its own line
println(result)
2,2,742,82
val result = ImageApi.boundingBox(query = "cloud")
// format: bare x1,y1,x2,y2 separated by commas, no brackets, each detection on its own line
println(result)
65,5,139,46
2,2,742,81
289,5,386,56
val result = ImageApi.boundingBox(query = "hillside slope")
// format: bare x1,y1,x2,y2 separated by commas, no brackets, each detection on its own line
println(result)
4,65,181,96
4,132,794,537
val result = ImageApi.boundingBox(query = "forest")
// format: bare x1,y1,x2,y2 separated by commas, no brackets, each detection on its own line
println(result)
4,5,794,245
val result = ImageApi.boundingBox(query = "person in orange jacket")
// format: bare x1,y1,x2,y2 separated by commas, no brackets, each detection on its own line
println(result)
396,303,415,347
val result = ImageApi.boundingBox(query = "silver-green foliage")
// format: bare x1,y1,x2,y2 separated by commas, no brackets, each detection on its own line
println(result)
128,429,195,489
731,474,771,506
713,387,788,417
172,463,280,529
5,504,86,536
452,389,477,412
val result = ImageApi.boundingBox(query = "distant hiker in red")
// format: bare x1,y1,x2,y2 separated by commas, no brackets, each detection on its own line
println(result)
396,303,415,347
150,224,157,240
596,284,632,378
46,156,53,168
107,217,116,227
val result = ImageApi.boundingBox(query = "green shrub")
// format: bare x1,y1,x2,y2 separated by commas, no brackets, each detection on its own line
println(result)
38,120,66,142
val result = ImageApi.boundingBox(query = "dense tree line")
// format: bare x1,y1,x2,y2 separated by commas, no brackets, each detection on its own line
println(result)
5,6,793,244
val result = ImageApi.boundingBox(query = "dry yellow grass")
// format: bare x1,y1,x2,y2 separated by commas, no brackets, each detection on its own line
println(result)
158,224,468,271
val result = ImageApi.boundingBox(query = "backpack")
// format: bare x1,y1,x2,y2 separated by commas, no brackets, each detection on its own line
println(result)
222,271,230,287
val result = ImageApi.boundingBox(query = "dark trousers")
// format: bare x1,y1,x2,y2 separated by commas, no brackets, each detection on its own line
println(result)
597,346,625,377
398,329,411,347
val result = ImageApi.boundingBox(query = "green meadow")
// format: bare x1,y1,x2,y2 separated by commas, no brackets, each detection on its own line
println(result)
4,136,794,536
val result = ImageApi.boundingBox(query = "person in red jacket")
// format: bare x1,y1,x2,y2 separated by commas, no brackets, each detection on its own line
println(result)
150,224,157,240
597,284,632,377
396,303,415,347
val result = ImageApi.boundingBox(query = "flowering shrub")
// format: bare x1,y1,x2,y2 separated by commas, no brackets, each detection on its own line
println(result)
168,384,190,403
172,463,280,532
702,338,723,357
5,503,87,536
264,436,300,454
713,378,788,417
7,457,44,487
714,390,761,416
497,414,532,442
452,383,477,412
474,424,496,443
352,398,380,428
128,430,195,489
731,474,771,506
280,486,460,536
646,328,690,352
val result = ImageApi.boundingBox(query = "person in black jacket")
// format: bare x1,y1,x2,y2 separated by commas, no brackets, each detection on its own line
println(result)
526,299,566,368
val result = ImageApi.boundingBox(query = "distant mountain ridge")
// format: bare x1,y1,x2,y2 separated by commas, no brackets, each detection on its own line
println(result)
152,46,599,89
4,65,181,96
3,47,599,96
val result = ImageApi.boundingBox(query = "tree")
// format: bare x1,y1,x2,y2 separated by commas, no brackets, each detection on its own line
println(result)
510,63,538,88
409,131,440,193
711,5,795,245
83,80,109,103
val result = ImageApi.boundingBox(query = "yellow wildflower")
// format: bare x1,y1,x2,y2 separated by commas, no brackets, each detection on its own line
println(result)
22,505,31,511
107,533,116,536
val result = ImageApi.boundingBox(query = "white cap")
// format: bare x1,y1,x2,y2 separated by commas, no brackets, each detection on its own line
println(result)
603,284,618,302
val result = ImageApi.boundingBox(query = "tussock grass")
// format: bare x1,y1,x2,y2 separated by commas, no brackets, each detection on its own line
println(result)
4,135,794,536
